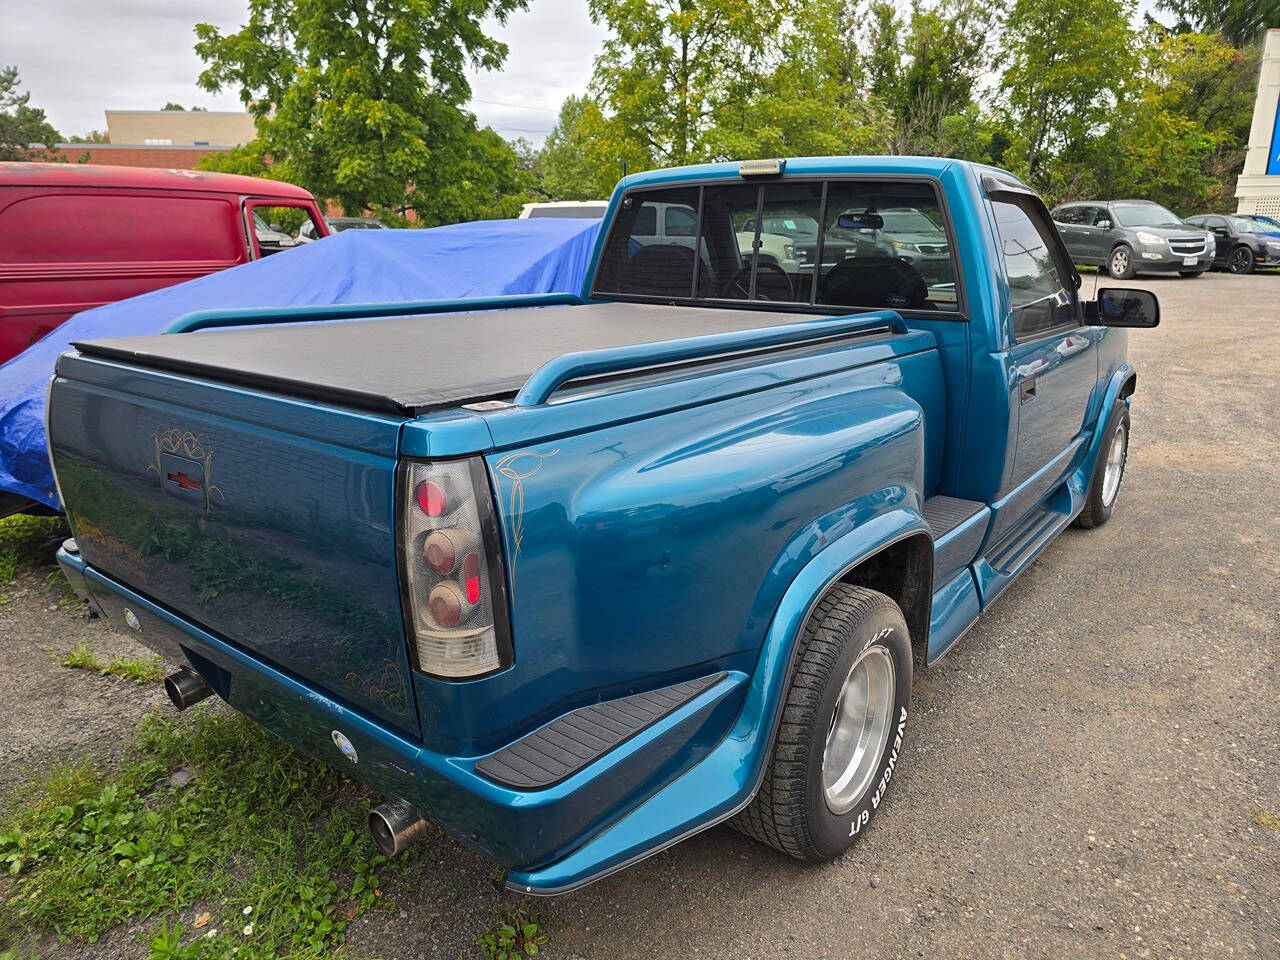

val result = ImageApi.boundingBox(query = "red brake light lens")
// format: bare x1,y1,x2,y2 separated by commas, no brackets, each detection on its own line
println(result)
415,481,448,517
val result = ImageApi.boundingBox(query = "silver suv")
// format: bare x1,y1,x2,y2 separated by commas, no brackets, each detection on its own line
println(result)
1051,200,1214,279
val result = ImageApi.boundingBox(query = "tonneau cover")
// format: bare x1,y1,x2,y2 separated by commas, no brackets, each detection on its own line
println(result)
72,302,823,415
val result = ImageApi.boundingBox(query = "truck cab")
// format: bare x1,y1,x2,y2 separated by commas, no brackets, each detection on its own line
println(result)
48,156,1157,894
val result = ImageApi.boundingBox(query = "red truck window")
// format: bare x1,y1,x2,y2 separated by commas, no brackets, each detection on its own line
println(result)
0,193,242,264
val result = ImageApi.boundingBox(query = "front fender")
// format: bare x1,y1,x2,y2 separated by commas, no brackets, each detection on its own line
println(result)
1070,362,1134,496
507,505,930,894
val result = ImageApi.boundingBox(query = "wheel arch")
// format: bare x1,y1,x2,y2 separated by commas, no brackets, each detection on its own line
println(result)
836,531,934,664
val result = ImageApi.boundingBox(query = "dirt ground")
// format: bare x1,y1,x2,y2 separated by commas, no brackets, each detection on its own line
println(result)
1,270,1277,959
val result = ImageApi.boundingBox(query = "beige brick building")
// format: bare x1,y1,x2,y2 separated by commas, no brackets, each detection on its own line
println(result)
103,110,257,148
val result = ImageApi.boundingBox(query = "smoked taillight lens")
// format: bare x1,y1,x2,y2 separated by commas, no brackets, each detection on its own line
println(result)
400,459,511,678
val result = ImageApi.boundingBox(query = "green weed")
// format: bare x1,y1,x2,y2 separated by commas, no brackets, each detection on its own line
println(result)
0,708,400,957
477,908,548,959
1251,808,1280,831
61,642,103,673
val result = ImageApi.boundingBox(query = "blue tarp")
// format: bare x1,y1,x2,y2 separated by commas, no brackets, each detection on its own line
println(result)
0,217,601,510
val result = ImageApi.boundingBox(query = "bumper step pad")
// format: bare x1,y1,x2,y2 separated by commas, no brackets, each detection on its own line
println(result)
475,673,725,790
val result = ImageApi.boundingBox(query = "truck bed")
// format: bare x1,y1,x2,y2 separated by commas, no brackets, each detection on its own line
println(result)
73,302,835,416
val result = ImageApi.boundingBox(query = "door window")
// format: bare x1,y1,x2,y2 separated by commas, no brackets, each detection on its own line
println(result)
1085,206,1111,227
245,202,325,257
991,198,1077,340
1053,206,1084,225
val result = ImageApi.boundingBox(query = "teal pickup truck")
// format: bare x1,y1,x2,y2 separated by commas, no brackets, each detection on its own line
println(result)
49,156,1158,893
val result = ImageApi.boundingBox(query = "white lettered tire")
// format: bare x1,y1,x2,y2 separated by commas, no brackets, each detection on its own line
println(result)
732,584,913,860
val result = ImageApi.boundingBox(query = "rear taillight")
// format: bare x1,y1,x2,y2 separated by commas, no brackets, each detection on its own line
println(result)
400,459,510,678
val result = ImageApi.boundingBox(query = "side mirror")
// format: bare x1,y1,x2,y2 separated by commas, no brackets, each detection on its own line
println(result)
269,222,283,232
1212,227,1228,236
742,218,756,232
1096,219,1112,230
1085,288,1159,328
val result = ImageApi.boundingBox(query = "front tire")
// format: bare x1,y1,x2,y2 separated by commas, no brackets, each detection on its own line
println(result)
1228,245,1255,274
1108,244,1136,280
1074,401,1129,529
732,584,912,861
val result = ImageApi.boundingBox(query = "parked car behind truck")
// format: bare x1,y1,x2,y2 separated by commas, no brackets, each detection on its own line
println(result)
0,163,328,365
1052,199,1213,278
1184,213,1280,274
49,156,1158,894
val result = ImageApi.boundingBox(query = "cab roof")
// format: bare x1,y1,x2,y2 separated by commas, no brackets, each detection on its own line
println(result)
0,162,315,200
615,155,1000,192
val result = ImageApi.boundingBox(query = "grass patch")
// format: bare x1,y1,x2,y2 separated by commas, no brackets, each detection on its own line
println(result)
1250,808,1280,831
0,708,404,957
61,644,164,684
0,514,69,603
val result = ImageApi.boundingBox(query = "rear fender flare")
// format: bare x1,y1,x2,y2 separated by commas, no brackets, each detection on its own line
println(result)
735,507,932,804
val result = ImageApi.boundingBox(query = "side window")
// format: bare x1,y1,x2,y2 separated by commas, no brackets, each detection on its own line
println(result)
991,198,1076,341
1053,206,1082,225
247,202,325,257
1204,215,1226,230
1088,207,1112,227
664,204,696,237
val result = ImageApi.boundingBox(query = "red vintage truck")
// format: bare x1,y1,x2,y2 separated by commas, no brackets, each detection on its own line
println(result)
0,163,328,365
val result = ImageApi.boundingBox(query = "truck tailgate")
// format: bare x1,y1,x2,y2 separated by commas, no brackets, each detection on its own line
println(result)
47,351,419,738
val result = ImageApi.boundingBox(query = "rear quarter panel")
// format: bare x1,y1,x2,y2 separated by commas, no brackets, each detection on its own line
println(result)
412,348,945,755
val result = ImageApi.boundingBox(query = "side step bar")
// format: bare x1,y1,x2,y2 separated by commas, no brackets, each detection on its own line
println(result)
475,673,727,790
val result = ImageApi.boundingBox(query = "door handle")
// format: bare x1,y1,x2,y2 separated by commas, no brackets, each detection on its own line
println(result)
1019,377,1037,404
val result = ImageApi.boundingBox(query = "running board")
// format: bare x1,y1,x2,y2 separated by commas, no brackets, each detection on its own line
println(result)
923,495,988,587
972,487,1075,608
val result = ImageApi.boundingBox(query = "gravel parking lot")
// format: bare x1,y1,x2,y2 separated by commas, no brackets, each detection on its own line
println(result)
1,270,1276,959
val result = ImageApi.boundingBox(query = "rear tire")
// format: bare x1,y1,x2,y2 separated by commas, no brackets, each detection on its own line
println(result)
732,584,912,861
1108,244,1136,280
1074,401,1129,529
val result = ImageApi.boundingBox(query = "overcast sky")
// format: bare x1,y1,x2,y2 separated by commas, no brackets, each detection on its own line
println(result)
5,0,607,142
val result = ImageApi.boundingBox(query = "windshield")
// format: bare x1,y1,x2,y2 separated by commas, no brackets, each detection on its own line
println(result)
1250,215,1280,230
760,216,819,238
1229,217,1265,234
1112,203,1182,228
253,212,271,232
878,209,941,233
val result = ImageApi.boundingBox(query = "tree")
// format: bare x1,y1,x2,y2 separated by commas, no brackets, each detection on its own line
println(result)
67,129,109,143
194,0,530,224
162,102,187,110
539,95,637,199
586,0,791,167
997,0,1138,192
1106,29,1258,211
0,65,61,161
1156,0,1280,48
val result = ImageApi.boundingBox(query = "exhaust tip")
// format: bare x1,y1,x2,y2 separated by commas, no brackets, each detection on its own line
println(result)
164,668,212,711
369,798,429,857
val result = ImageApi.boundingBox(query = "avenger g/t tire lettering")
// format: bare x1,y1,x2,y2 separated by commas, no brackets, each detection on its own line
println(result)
732,584,912,861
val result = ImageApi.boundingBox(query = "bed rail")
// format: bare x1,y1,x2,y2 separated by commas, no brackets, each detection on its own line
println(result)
513,310,908,407
165,292,586,334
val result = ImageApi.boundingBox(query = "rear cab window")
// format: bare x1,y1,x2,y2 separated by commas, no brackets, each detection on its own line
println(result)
592,177,962,315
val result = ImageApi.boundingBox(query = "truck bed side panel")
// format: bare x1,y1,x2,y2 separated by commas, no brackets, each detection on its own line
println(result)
47,353,420,737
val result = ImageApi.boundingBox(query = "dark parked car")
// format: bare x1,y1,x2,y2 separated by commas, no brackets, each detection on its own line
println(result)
1184,214,1280,274
297,216,389,242
1051,200,1213,279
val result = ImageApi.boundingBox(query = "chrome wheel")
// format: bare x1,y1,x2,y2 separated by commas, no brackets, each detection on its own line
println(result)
1101,421,1127,507
1109,248,1130,276
822,645,896,815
